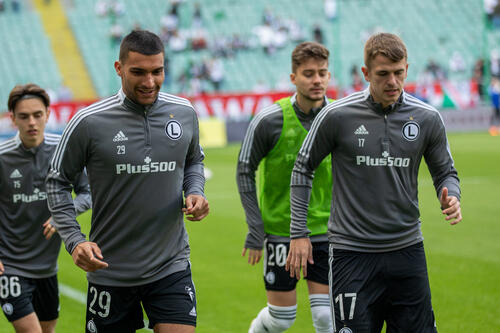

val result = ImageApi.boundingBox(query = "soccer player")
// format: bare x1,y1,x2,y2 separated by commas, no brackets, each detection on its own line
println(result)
46,30,209,333
287,33,462,332
0,83,91,333
237,42,333,333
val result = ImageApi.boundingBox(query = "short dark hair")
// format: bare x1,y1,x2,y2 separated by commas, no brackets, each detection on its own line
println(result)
364,33,407,68
8,83,50,113
119,30,164,62
291,42,329,73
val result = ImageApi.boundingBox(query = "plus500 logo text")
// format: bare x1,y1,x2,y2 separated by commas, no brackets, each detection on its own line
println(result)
13,190,47,203
115,161,177,175
356,155,410,167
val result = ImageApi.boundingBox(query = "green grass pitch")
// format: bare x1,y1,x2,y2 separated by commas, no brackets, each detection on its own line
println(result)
1,132,499,332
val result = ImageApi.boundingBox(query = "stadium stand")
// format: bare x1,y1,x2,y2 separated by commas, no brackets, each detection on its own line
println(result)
0,0,491,108
0,7,62,110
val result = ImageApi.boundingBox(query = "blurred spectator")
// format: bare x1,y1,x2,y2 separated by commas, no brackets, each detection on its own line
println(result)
262,7,275,26
110,22,124,45
161,0,183,35
491,49,500,78
253,21,276,55
484,0,498,26
11,0,20,12
287,19,306,42
0,0,5,13
313,25,324,44
95,0,108,17
350,65,364,92
324,0,338,21
488,77,500,135
449,51,466,75
169,29,187,52
169,0,183,18
493,1,500,28
472,58,485,98
230,34,250,51
110,0,125,17
425,59,446,81
192,2,203,29
208,57,224,91
190,26,208,51
160,12,178,33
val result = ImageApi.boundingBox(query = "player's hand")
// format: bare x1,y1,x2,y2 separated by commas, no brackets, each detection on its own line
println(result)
242,248,262,265
0,260,4,275
440,187,462,225
182,194,209,221
42,218,57,240
71,242,109,272
286,237,313,280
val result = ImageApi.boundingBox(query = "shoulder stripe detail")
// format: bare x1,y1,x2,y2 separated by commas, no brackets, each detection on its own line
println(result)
51,95,121,171
45,133,61,145
238,103,282,163
404,93,439,113
0,137,20,155
158,93,194,109
300,93,366,157
45,133,62,139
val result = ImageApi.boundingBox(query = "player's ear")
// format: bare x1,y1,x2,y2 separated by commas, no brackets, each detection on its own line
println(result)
361,66,369,82
114,61,122,77
290,72,296,85
45,107,51,124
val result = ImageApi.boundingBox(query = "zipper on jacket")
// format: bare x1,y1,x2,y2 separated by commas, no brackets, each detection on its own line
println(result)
143,110,152,148
382,113,390,155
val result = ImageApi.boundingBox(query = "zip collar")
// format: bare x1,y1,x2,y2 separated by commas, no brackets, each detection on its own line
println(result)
363,87,405,114
118,88,158,115
290,93,328,116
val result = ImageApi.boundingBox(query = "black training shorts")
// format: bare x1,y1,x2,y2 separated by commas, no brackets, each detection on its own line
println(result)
85,265,197,333
329,242,437,333
0,274,59,322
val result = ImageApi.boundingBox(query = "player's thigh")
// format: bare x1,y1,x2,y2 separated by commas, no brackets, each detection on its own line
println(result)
12,312,42,333
85,282,143,333
306,241,329,287
0,274,37,323
263,240,298,292
385,243,437,333
32,275,59,322
141,265,197,329
330,246,386,333
154,322,195,333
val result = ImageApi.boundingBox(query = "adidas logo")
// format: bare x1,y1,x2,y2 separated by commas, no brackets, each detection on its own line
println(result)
10,169,22,178
189,306,197,316
113,131,128,142
354,125,369,135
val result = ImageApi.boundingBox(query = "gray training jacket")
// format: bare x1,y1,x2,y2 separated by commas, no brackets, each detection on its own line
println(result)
290,88,460,252
46,89,206,286
0,133,91,278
